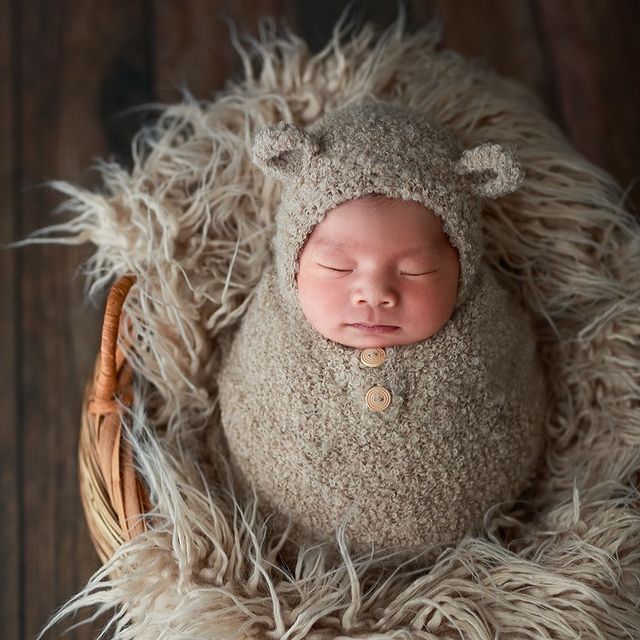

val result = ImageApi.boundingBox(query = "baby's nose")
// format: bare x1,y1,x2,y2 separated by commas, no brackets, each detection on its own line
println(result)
352,282,399,307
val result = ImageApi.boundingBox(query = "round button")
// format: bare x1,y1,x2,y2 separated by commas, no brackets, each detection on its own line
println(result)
365,386,392,412
360,348,386,368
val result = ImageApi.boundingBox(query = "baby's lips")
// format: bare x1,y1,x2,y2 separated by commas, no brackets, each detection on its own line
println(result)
348,323,401,334
348,319,399,327
351,324,399,329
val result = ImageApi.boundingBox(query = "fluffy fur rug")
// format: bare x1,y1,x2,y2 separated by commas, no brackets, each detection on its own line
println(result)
27,10,640,639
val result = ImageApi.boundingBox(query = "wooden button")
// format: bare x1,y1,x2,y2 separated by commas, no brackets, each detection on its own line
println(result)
360,347,386,368
365,386,392,412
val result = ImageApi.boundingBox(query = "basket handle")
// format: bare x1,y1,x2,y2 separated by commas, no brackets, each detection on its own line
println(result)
84,273,150,545
93,275,136,407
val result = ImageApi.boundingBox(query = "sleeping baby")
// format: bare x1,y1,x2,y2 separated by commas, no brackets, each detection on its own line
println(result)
216,101,547,562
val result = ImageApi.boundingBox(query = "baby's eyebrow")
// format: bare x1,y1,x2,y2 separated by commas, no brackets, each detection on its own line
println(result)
312,238,438,256
311,238,350,252
398,244,439,257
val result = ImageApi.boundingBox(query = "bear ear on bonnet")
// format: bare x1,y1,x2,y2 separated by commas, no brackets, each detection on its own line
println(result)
455,142,525,199
252,121,319,181
252,119,525,200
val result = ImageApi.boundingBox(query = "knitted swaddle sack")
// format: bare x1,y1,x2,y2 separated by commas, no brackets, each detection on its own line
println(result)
218,101,548,560
34,14,640,640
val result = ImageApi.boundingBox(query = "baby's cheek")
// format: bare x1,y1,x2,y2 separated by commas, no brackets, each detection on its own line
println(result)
312,280,343,316
302,279,345,330
298,278,336,324
415,287,456,332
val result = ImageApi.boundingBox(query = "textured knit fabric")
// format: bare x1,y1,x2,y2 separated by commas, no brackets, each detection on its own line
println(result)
217,101,548,556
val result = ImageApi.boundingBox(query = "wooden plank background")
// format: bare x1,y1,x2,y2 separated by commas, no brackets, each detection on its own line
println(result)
1,1,638,638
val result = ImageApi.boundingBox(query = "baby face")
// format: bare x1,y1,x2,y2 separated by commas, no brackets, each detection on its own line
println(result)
296,196,460,348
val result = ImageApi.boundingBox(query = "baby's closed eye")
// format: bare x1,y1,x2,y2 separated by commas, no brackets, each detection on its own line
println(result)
318,263,353,273
317,262,439,276
400,269,439,276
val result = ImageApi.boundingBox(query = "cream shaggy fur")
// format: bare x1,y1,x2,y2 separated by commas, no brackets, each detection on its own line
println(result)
20,8,640,639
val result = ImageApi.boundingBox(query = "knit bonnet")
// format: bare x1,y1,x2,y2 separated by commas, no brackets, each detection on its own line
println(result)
251,100,525,311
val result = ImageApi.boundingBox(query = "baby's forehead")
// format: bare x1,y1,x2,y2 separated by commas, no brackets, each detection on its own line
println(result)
305,197,446,250
307,234,439,257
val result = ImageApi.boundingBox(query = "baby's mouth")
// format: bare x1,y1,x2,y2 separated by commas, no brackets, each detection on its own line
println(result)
348,323,399,334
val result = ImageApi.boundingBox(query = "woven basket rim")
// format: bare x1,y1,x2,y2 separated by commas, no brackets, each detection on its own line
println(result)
78,274,150,562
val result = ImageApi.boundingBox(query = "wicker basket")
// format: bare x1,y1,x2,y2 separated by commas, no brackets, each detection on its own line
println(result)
79,275,150,564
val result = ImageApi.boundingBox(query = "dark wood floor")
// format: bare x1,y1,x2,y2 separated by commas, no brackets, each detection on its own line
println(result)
1,1,639,638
